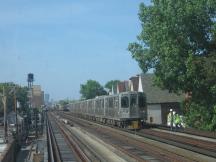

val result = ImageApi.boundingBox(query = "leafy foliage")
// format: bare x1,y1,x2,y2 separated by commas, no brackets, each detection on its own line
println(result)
80,80,107,99
59,99,70,109
0,82,29,115
16,86,29,113
129,0,216,130
105,80,120,93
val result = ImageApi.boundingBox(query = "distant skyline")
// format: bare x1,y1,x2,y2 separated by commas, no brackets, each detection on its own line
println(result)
0,0,150,100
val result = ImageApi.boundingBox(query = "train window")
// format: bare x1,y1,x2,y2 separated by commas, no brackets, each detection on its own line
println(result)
138,94,146,108
101,99,104,108
114,97,119,108
96,100,100,109
105,98,109,108
88,101,92,109
130,94,137,107
108,98,114,108
84,102,87,112
121,96,129,108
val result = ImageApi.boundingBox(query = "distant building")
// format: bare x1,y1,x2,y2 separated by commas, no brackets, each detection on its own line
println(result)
129,76,139,91
41,91,44,105
44,93,50,105
32,85,44,108
131,73,183,125
117,81,129,93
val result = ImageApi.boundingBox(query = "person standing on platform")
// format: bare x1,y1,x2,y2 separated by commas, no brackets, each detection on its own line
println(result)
175,113,181,131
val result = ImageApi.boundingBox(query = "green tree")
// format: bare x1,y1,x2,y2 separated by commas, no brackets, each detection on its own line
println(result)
0,82,17,114
16,86,29,113
128,0,216,130
0,83,29,115
105,80,120,94
80,80,107,99
59,99,70,109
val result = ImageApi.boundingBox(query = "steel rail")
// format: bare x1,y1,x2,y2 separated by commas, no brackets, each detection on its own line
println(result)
46,118,54,162
59,111,216,161
62,111,216,157
47,115,62,162
49,113,91,162
55,117,108,162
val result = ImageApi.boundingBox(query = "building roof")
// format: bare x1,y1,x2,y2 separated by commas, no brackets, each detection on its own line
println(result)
140,74,183,104
129,76,139,91
117,82,123,93
117,81,129,93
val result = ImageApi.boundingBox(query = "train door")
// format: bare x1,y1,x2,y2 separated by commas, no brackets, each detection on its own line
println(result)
108,97,114,118
138,93,147,121
114,96,119,119
119,94,129,119
130,93,138,118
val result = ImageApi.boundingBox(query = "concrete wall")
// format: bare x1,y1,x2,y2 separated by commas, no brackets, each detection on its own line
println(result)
0,140,15,162
147,104,162,124
146,102,181,125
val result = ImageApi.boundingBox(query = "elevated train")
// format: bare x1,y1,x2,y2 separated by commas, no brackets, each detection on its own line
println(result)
67,91,147,129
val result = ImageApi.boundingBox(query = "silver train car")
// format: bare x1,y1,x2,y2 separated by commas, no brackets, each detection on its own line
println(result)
68,91,146,129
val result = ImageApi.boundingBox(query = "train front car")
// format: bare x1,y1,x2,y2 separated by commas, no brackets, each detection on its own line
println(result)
119,92,146,129
138,92,147,127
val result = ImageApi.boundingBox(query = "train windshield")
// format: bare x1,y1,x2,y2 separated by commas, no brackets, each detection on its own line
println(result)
130,94,137,107
121,96,129,108
138,93,146,108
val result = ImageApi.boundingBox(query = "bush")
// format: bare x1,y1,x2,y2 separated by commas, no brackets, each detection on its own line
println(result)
185,102,216,131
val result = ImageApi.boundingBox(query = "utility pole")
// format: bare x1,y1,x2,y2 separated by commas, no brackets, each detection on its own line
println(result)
34,108,38,139
14,90,18,137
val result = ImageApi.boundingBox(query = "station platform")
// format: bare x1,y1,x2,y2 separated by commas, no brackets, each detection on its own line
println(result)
152,128,216,143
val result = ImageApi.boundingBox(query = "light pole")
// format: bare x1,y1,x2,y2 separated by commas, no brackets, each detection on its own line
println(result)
14,90,18,137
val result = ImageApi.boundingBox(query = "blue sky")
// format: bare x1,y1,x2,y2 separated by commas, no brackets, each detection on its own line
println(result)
0,0,149,100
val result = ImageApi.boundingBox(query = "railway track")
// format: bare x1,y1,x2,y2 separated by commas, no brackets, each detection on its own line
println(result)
138,129,216,158
47,113,100,162
57,111,216,162
47,113,81,162
60,111,216,158
61,111,216,157
47,112,128,162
